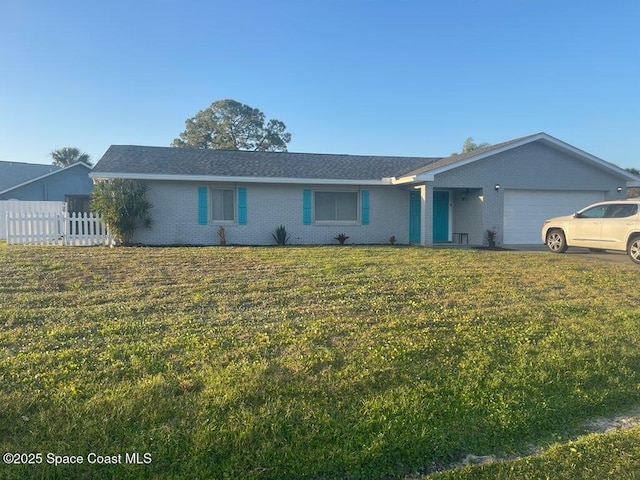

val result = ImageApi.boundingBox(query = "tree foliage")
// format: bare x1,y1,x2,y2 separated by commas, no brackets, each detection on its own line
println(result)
50,147,92,167
91,179,153,245
171,99,291,151
461,137,490,153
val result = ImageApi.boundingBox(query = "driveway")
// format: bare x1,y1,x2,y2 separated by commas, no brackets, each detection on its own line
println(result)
509,245,635,266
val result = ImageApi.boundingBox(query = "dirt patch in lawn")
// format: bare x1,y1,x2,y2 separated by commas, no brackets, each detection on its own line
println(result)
583,408,640,434
441,408,640,472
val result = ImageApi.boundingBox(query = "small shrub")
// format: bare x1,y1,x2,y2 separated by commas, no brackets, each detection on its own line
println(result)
335,233,349,245
272,225,290,246
217,226,227,246
389,235,397,245
486,228,498,247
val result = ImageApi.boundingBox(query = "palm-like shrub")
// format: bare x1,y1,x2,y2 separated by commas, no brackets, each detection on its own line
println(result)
335,233,349,245
91,179,153,245
271,225,290,246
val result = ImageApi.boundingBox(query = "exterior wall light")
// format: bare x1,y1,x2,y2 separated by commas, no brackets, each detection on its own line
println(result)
617,186,623,193
494,184,501,191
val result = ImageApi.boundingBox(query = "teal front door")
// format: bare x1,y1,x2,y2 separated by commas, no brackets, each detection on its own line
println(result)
409,191,421,243
433,190,449,242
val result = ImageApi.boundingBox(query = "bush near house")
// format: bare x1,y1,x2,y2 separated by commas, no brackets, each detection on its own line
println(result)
90,179,153,245
1,245,640,479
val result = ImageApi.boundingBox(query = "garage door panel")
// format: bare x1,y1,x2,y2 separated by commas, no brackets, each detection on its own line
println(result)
504,190,604,244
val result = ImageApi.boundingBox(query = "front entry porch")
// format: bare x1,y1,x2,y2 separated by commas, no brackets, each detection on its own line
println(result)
448,187,484,245
409,187,486,246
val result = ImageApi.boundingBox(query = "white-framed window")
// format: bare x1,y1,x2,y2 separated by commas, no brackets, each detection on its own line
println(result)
210,187,235,222
314,191,358,222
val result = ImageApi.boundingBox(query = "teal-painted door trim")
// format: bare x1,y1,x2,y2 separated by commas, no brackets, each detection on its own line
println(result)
409,190,421,243
433,190,449,242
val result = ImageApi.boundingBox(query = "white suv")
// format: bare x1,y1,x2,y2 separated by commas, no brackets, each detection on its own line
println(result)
542,200,640,264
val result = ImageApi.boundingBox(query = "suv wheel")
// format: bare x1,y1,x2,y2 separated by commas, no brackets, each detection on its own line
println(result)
628,236,640,264
546,229,568,253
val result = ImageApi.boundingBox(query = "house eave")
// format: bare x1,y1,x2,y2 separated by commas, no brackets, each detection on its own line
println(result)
391,175,429,185
89,172,394,186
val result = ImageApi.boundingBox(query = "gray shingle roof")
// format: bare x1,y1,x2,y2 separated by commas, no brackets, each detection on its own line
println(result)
90,133,639,186
92,146,441,181
0,161,61,192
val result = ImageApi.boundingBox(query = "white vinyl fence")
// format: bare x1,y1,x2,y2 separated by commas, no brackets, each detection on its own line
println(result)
0,200,66,240
6,211,112,246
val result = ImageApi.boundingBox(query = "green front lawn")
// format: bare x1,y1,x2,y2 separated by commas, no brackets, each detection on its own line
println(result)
1,245,639,479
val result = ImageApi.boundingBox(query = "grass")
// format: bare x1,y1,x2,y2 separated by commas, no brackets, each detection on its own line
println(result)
1,244,640,479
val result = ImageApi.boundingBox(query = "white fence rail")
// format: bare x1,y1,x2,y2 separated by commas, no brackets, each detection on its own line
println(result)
6,212,112,246
0,200,66,240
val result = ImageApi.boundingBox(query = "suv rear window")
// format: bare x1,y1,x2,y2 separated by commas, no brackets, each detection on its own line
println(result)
605,204,638,218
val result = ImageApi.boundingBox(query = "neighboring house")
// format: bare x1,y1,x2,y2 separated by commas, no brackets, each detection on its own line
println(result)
0,162,60,192
0,161,94,212
90,132,640,246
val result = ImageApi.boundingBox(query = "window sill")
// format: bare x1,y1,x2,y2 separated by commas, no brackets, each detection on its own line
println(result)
313,221,360,226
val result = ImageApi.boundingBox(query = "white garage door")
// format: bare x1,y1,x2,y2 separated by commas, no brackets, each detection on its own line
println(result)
504,190,605,244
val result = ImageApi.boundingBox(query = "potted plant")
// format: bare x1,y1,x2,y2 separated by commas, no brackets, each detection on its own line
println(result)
486,228,497,248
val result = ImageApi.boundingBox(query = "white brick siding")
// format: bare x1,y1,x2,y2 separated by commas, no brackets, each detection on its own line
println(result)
132,181,410,245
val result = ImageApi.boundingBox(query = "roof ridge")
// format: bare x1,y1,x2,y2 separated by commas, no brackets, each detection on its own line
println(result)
110,144,440,160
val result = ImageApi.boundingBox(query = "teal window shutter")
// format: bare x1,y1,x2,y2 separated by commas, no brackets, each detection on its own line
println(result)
238,187,247,225
303,189,312,224
361,190,369,225
198,187,208,225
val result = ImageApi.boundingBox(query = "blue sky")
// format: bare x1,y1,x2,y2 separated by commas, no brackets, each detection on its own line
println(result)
1,0,639,168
